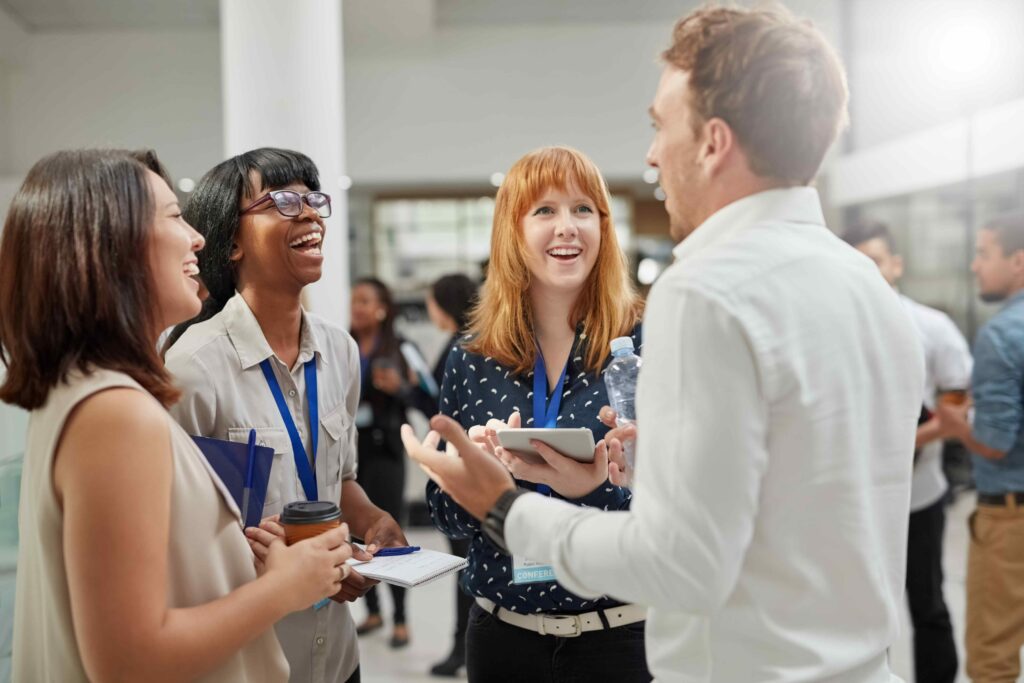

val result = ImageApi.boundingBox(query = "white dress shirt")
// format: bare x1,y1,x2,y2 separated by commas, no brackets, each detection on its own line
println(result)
166,293,361,683
506,187,924,682
900,295,972,511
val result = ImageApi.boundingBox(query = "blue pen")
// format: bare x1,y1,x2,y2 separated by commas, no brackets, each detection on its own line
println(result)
374,546,421,557
241,429,257,527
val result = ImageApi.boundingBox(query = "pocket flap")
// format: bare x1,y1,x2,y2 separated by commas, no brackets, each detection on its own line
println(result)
321,408,350,442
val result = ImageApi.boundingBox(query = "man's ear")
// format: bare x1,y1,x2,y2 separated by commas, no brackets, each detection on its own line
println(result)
228,242,243,263
892,254,905,281
700,117,736,177
1010,248,1024,275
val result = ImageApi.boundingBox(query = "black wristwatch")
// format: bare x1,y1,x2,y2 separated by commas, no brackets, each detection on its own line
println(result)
482,488,526,555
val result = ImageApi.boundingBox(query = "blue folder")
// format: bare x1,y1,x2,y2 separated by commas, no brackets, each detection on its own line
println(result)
191,435,275,529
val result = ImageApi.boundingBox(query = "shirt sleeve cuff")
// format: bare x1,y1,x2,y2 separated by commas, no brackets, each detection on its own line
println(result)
974,421,1017,453
505,492,580,564
569,480,629,509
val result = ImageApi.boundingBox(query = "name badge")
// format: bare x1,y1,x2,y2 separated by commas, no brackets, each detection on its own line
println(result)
512,554,556,585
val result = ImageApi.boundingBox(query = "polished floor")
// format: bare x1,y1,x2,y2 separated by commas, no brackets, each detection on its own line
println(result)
356,492,1007,682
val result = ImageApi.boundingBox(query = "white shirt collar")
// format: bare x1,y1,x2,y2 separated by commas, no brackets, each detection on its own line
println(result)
672,186,826,262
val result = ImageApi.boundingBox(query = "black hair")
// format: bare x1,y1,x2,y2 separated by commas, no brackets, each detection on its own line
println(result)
351,277,400,360
163,148,320,350
430,274,478,332
840,220,896,252
984,211,1024,255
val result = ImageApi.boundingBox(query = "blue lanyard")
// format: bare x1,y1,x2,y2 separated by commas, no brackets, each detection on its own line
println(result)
259,358,319,501
533,347,568,496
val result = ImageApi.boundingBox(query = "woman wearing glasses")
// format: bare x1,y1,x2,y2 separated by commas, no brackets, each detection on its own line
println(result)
165,147,407,683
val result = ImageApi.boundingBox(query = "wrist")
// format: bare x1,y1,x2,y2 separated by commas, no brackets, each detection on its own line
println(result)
482,487,526,554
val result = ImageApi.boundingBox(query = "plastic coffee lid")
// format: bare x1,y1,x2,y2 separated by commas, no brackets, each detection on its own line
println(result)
281,501,342,524
609,336,635,354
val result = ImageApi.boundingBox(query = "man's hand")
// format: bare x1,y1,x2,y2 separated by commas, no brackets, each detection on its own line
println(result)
402,416,516,520
498,439,614,499
935,401,971,441
599,406,637,487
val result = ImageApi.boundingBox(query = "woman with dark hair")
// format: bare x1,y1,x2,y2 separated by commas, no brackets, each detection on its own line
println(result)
349,276,431,648
423,274,479,677
164,148,407,683
0,149,352,682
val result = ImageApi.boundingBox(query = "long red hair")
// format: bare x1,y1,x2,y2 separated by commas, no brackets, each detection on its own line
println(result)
466,146,642,375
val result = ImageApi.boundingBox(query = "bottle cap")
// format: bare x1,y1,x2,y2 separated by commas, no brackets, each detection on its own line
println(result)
609,336,635,355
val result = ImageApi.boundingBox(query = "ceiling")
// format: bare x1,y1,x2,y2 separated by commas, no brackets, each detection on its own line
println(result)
0,0,832,32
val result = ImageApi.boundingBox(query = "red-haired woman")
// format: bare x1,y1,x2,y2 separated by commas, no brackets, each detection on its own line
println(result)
0,150,352,683
425,146,650,681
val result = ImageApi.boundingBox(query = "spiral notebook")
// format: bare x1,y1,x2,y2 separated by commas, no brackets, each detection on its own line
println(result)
348,548,467,588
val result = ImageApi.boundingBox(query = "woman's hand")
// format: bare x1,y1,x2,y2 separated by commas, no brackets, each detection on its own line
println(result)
262,523,354,613
371,365,404,395
245,514,284,574
469,411,521,457
498,439,616,499
599,406,636,487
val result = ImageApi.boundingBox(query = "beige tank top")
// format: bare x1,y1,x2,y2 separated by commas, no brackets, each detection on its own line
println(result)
12,368,289,682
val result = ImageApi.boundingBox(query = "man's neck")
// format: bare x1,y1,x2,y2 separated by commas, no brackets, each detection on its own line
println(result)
238,284,303,368
686,173,795,240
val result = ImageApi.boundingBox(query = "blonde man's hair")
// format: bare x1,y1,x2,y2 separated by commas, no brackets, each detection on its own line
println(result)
662,4,849,184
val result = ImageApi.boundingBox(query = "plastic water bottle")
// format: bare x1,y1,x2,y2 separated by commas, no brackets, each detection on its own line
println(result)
605,336,641,473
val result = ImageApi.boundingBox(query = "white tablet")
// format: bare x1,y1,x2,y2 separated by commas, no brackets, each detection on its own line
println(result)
495,428,596,464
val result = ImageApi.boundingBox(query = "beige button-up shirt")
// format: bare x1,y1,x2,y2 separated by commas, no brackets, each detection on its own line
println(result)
166,293,361,683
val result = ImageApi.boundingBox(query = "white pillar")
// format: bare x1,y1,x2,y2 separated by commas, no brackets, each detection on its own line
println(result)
220,0,349,327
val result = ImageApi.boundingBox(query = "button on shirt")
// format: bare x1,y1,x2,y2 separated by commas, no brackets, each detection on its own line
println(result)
505,188,925,682
970,290,1024,494
426,325,641,615
165,293,361,683
900,295,972,511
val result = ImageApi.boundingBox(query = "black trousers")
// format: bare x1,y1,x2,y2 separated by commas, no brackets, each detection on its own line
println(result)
450,537,472,651
906,496,958,683
357,437,407,623
465,602,651,683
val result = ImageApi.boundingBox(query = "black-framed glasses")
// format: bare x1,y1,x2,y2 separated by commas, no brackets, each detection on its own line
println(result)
240,190,332,218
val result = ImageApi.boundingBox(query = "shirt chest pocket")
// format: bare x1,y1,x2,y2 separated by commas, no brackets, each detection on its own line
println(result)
226,427,294,510
320,406,351,495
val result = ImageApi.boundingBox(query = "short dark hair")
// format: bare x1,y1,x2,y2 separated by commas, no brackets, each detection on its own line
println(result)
163,148,320,350
983,211,1024,255
662,5,848,184
841,220,896,252
431,274,479,332
0,149,180,409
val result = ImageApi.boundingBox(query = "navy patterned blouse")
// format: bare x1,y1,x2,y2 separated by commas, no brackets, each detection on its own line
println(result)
426,324,643,615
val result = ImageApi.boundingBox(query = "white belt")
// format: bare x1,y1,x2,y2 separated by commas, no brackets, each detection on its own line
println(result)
476,597,646,638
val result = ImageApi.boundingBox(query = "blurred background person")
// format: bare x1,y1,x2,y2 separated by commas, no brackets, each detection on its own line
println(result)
939,211,1024,683
0,149,352,683
419,273,479,677
843,220,972,683
350,276,430,649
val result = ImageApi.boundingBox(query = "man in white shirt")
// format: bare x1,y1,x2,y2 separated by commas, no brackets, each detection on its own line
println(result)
844,220,972,683
404,5,924,681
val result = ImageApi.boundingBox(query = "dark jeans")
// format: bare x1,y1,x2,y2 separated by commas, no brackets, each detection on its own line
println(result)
345,666,360,683
907,496,958,683
465,602,651,683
